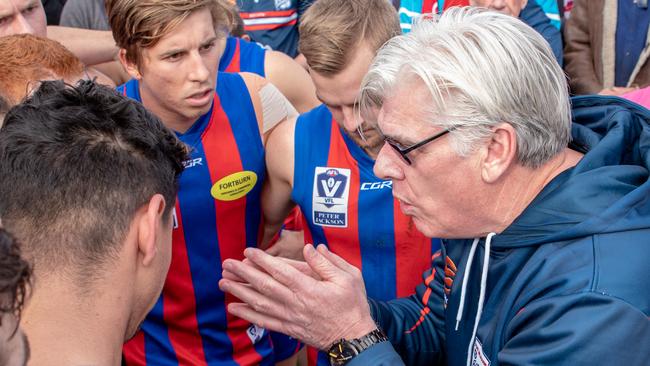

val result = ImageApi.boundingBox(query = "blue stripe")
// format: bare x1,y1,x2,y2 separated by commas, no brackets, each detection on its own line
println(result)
431,238,442,257
176,135,239,365
237,38,267,77
347,131,397,301
292,105,332,246
142,296,179,365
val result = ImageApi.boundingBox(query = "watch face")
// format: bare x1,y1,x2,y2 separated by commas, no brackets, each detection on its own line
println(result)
328,342,358,366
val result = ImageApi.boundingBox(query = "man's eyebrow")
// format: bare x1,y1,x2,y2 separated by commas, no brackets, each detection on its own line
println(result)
159,48,186,58
22,0,40,11
200,36,218,46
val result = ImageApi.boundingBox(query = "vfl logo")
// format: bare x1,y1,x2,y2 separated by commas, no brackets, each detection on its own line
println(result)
246,324,266,344
312,167,351,227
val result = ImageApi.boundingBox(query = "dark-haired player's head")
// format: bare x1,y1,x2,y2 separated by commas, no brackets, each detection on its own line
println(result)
0,228,31,366
0,80,187,364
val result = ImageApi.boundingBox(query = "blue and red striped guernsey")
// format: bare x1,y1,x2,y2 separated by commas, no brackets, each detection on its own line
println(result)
118,72,274,365
219,36,267,76
291,105,442,366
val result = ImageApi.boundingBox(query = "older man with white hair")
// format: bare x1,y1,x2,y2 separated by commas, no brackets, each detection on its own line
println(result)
219,7,650,366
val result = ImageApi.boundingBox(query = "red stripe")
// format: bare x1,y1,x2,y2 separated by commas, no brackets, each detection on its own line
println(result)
422,0,436,13
123,330,146,365
302,213,314,245
406,307,431,333
443,0,469,10
404,252,442,333
225,39,241,73
393,200,435,298
202,92,263,365
239,10,296,18
244,19,297,32
307,346,319,366
163,202,208,366
320,123,362,270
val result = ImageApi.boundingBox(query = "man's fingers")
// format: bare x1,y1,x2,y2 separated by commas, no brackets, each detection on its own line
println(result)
227,303,293,337
221,259,296,306
302,244,346,281
279,257,322,280
219,278,291,320
315,244,360,276
243,248,317,292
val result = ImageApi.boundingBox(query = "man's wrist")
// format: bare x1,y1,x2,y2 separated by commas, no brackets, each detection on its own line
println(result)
342,318,378,342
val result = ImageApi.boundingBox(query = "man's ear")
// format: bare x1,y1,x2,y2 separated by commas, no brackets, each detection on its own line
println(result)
137,194,167,267
480,123,518,183
118,49,142,80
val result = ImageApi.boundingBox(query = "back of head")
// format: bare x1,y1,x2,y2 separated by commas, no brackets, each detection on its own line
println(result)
299,0,400,76
0,34,85,112
0,80,187,284
361,7,571,168
106,0,233,66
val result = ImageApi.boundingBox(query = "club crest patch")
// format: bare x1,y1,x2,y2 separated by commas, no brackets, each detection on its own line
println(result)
312,167,351,227
246,324,265,344
472,337,491,366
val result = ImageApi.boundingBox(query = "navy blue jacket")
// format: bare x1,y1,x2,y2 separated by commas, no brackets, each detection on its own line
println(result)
520,1,563,66
350,96,650,366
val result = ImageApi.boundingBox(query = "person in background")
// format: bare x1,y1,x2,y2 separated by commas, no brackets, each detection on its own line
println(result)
564,0,650,95
0,34,114,123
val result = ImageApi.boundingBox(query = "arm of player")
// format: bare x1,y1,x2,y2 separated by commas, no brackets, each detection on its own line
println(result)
264,50,320,114
260,116,298,249
47,27,118,66
240,73,299,249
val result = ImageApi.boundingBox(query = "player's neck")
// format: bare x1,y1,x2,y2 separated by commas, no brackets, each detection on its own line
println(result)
21,274,129,366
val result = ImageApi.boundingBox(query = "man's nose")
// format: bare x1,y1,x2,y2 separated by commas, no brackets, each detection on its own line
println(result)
10,14,36,35
374,143,404,181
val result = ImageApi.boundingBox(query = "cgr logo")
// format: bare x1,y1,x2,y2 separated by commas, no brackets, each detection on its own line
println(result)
360,181,392,191
182,158,203,169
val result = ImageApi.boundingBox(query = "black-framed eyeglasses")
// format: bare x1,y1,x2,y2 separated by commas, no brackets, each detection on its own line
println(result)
384,129,451,165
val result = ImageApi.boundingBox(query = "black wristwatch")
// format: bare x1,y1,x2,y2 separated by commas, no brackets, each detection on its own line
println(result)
327,328,388,366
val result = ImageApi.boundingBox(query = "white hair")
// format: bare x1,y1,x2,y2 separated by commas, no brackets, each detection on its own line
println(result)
360,7,571,168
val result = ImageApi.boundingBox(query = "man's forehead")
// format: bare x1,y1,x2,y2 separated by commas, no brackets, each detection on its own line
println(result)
0,0,37,13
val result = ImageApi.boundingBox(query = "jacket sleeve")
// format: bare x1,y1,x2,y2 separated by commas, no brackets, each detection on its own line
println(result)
499,292,650,365
563,0,602,94
519,1,563,67
349,251,447,366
